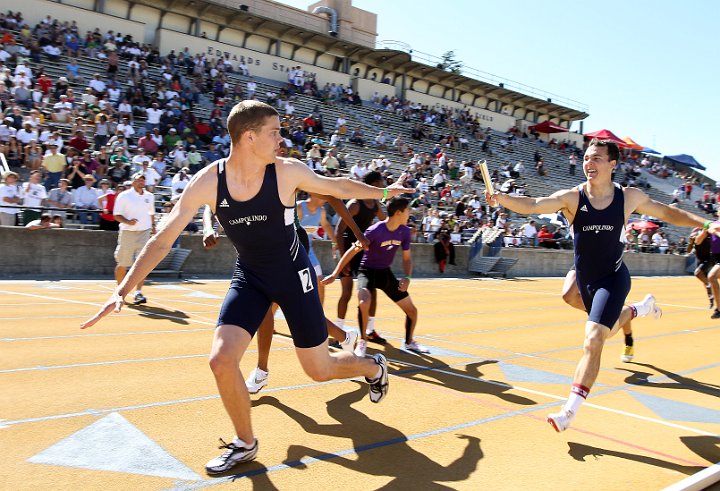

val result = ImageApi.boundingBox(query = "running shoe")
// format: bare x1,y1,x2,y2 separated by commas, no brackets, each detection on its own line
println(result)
620,345,634,363
340,330,358,353
547,409,575,433
641,294,662,320
367,331,387,344
402,340,430,354
205,438,258,475
133,292,147,305
354,339,367,357
366,353,388,403
711,310,720,319
245,367,268,394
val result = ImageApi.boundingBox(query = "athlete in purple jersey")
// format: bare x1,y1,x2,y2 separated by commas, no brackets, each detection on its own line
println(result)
324,198,427,355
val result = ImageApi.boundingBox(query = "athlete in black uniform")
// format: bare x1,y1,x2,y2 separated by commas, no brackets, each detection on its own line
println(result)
335,171,388,343
688,227,714,308
82,101,413,474
486,138,718,432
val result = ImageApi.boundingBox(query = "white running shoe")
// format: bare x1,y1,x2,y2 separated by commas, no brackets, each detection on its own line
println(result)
642,294,662,320
402,340,430,354
340,330,358,353
245,367,268,394
354,339,367,357
205,438,258,475
547,409,575,433
366,353,388,403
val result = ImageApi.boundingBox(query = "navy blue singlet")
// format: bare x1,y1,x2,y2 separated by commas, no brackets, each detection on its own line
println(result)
571,183,631,327
214,160,327,347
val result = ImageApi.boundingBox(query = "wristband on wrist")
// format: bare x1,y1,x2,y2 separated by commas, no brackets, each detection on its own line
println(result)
404,275,412,280
704,220,711,230
382,188,388,200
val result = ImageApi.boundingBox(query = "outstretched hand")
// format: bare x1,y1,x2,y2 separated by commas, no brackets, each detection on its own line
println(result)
385,179,415,198
321,274,336,286
80,291,125,329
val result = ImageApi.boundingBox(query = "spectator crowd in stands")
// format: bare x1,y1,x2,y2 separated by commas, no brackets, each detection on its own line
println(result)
0,9,712,262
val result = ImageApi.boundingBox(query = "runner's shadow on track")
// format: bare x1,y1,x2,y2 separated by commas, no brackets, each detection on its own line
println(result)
619,362,720,398
199,457,279,489
126,304,190,325
254,386,484,489
567,442,705,476
679,435,720,464
379,344,537,406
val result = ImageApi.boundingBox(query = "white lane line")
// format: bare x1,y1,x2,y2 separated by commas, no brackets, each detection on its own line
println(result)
0,290,217,328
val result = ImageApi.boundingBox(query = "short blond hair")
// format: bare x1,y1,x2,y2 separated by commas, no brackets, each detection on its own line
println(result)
226,101,279,145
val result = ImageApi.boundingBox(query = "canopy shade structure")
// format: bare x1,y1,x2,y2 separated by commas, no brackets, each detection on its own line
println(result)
642,147,661,155
528,121,568,134
622,136,644,151
627,220,660,231
584,129,626,146
663,154,706,171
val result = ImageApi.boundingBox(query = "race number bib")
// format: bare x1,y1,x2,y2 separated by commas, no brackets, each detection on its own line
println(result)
298,268,314,294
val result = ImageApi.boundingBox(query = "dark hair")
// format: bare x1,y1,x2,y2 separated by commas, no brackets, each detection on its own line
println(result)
588,138,620,163
363,170,383,186
387,197,409,216
226,100,279,145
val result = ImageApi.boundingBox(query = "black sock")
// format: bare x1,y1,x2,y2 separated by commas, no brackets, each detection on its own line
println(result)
405,315,412,344
624,333,634,347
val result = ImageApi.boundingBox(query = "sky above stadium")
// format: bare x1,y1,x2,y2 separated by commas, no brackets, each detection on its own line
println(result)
278,0,719,180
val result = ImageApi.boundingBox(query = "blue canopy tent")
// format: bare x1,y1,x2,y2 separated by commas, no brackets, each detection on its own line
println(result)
641,147,661,155
663,154,706,171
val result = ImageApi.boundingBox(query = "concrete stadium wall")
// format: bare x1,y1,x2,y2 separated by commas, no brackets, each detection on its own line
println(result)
405,90,516,132
498,248,688,277
0,227,689,280
156,29,351,88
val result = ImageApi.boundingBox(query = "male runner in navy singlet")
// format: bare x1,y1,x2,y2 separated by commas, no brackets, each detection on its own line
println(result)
81,101,413,474
486,138,720,432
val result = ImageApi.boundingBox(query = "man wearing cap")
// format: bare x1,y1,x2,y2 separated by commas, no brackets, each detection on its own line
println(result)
108,156,130,186
164,128,181,148
42,144,67,190
113,173,155,305
186,145,203,174
51,94,73,123
73,174,100,224
0,171,22,226
47,178,73,219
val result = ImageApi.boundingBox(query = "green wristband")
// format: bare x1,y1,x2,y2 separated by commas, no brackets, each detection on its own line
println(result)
383,188,388,200
404,275,412,279
704,220,711,230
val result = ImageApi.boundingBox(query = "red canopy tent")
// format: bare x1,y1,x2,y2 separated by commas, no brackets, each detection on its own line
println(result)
529,120,567,134
584,129,627,146
627,220,660,231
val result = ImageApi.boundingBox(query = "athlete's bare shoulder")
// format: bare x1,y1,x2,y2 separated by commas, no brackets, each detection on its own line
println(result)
177,161,220,211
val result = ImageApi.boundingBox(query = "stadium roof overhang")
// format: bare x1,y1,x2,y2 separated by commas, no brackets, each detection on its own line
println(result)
142,0,588,121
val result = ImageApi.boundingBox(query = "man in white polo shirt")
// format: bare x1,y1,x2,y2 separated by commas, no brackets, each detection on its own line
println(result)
113,174,155,304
